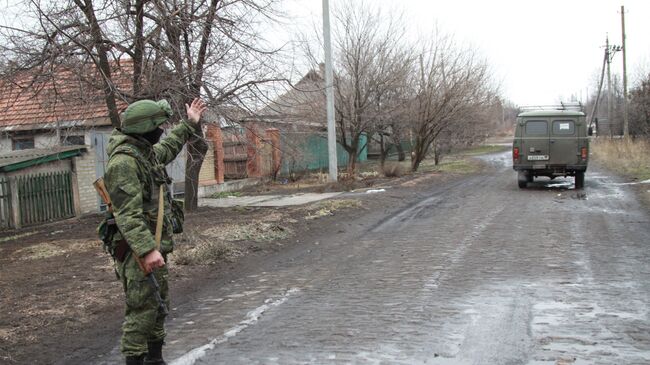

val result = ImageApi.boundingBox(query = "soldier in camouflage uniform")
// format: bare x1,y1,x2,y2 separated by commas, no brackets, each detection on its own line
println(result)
104,98,206,365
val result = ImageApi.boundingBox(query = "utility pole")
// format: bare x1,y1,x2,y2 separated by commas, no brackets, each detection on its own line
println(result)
588,48,607,131
621,5,629,138
322,0,337,182
606,35,613,137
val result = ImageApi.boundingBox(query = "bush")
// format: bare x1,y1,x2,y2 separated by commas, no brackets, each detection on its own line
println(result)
381,163,403,177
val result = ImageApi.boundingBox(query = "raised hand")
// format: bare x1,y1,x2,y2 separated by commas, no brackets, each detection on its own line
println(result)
186,98,207,124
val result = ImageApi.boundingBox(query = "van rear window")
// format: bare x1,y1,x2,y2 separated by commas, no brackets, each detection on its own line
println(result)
525,120,548,135
553,120,575,135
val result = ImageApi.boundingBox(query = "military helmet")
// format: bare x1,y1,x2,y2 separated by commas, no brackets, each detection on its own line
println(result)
120,99,173,135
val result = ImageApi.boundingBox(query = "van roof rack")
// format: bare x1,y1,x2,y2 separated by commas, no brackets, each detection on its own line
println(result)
518,102,584,112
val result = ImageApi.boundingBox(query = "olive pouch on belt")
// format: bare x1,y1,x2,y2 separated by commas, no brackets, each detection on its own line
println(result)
97,213,119,257
170,198,184,234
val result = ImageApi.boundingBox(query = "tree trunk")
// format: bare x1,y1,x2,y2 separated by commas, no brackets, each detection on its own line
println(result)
345,135,360,175
346,152,357,175
184,134,208,211
379,134,387,168
433,144,440,165
77,0,121,128
132,0,145,95
411,155,422,172
396,140,406,161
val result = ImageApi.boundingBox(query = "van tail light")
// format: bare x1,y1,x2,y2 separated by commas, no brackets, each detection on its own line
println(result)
581,147,587,160
513,147,520,161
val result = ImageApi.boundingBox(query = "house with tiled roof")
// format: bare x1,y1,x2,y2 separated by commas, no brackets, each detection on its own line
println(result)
0,60,132,151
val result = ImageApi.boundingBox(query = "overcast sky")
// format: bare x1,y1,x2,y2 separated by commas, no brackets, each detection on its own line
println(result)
2,0,647,107
283,0,650,106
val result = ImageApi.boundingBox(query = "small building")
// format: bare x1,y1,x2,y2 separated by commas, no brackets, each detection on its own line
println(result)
246,65,367,174
0,145,95,229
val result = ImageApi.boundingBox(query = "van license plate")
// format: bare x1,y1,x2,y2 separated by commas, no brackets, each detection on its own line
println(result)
527,155,549,161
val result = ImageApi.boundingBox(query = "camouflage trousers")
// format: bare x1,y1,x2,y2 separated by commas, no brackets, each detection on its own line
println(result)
117,253,170,356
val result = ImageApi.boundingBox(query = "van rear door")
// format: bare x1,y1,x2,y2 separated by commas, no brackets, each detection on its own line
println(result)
522,119,549,163
549,119,578,165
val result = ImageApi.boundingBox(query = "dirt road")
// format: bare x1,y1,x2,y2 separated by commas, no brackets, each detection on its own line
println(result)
92,151,650,365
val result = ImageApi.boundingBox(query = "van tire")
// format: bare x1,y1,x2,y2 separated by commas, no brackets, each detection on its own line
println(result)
575,172,585,189
518,172,528,189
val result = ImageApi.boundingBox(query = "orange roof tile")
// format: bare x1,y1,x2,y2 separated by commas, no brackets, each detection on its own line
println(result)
0,60,133,130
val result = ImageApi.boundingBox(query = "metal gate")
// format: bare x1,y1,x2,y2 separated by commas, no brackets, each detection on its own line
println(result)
17,171,75,226
223,129,248,179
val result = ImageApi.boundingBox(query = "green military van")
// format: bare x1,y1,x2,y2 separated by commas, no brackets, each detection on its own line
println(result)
512,108,591,189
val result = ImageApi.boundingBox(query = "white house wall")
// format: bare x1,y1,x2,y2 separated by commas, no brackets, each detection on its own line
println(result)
0,136,11,152
35,133,59,149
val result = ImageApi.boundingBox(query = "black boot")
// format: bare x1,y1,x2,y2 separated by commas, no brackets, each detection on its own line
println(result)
144,340,167,365
126,354,145,365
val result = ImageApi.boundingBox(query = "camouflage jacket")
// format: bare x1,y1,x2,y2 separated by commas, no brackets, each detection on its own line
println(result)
104,121,198,258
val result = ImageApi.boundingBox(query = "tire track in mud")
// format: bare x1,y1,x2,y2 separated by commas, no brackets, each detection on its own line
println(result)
368,175,486,233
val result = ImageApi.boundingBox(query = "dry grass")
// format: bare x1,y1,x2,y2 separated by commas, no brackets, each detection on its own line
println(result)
12,239,96,261
380,163,404,177
417,158,479,174
172,221,293,265
305,199,362,220
172,229,243,265
591,138,650,180
202,222,292,242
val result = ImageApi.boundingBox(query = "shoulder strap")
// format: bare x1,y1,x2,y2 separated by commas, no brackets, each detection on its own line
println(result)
111,144,146,161
111,144,171,185
110,144,156,169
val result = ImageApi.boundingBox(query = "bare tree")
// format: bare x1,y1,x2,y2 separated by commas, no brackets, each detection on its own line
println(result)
331,1,414,173
407,33,496,171
295,1,412,174
0,0,286,210
629,73,650,136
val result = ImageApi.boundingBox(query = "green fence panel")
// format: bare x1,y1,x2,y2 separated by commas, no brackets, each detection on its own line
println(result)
16,171,74,227
279,132,369,175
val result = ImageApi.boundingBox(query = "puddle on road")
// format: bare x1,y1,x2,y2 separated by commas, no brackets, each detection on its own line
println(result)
475,151,512,168
421,279,650,365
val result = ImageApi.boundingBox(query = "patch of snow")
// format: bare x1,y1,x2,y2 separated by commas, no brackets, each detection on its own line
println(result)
366,189,386,194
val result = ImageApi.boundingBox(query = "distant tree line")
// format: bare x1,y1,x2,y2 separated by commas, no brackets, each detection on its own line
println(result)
301,1,507,173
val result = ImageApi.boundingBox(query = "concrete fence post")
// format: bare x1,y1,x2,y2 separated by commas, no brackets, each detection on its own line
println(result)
9,177,20,229
70,158,82,217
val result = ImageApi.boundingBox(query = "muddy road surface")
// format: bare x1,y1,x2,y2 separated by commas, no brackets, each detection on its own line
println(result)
96,151,650,365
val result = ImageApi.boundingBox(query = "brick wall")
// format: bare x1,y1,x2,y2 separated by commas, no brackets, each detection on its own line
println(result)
199,141,216,183
73,148,99,214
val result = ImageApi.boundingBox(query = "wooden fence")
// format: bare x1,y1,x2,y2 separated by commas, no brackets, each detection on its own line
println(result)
16,171,75,226
222,130,248,179
0,178,12,229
